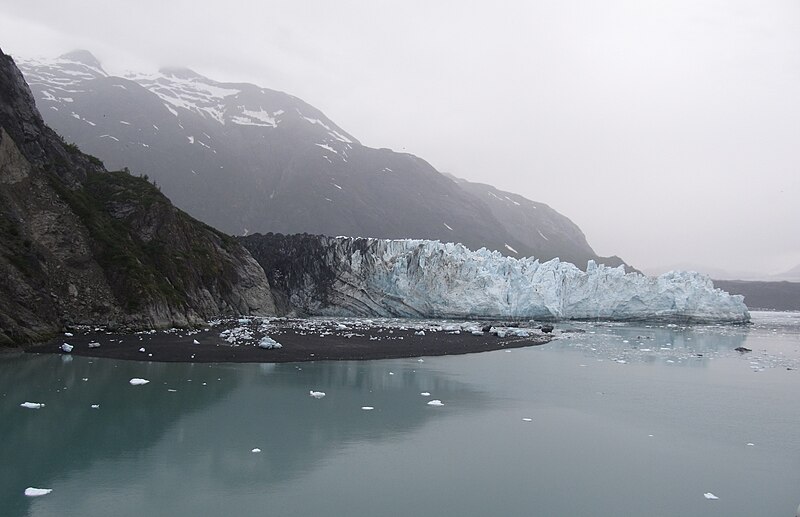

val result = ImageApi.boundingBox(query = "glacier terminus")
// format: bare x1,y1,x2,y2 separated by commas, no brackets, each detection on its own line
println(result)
242,235,750,323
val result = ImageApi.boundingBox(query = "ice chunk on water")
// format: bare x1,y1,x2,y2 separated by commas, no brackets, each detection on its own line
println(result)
427,399,444,406
703,493,719,500
25,487,52,497
20,402,45,409
420,392,431,396
129,378,150,385
251,448,262,453
522,417,533,422
61,343,73,353
138,347,146,353
193,339,200,345
309,391,326,399
91,404,100,409
88,342,100,348
361,406,374,410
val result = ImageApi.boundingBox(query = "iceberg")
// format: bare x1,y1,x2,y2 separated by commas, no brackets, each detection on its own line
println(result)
258,336,282,349
272,237,749,323
24,487,52,497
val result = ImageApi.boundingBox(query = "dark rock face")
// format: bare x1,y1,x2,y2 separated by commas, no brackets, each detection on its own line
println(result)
0,49,276,346
18,51,630,270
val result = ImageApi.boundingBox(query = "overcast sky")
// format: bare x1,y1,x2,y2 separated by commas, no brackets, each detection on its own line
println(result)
1,1,798,275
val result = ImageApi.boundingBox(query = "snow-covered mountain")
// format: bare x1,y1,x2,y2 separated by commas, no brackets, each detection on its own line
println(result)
241,234,749,322
18,50,626,268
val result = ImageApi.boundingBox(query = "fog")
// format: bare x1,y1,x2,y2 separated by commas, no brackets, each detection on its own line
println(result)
1,0,798,275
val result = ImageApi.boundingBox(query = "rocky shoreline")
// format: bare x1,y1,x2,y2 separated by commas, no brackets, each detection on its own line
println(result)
25,318,554,363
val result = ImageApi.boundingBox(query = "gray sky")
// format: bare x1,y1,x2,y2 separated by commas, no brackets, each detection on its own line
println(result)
1,0,798,275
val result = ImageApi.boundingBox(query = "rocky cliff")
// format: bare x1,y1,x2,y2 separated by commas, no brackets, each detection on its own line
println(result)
0,49,276,346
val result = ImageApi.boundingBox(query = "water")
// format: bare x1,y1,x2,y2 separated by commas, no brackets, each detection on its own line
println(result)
2,311,798,516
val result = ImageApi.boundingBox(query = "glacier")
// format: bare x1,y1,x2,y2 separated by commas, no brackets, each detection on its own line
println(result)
249,236,749,323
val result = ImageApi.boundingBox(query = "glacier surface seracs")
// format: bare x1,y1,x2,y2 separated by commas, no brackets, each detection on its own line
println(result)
274,237,749,323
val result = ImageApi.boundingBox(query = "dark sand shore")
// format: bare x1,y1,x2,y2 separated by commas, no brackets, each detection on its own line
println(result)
26,319,553,363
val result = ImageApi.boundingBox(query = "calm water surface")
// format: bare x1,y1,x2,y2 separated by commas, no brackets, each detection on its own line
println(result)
2,311,799,516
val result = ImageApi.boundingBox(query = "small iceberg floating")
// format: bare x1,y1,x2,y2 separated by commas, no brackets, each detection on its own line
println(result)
703,493,719,500
251,448,262,453
60,343,73,353
309,391,326,399
427,400,444,407
20,402,45,409
129,378,150,386
88,342,101,348
361,406,374,411
192,339,200,345
420,392,431,397
258,336,282,349
522,417,533,422
25,487,52,497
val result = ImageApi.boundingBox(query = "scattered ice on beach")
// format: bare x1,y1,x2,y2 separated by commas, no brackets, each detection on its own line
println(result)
309,391,326,399
258,336,283,349
20,402,45,409
420,392,431,396
61,343,73,353
129,378,150,385
251,448,261,453
193,339,200,345
64,332,73,337
471,330,484,336
415,330,425,336
522,417,533,422
91,404,100,409
24,487,52,497
427,399,444,406
361,406,374,410
703,493,719,500
88,342,100,348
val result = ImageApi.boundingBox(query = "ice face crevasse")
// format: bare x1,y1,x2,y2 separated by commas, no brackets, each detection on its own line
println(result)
254,236,750,322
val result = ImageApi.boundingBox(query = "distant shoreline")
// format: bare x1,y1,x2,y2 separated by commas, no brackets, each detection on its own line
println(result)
25,319,552,363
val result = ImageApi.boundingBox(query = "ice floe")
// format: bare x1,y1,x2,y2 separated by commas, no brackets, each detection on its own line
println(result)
61,343,73,353
309,391,326,399
24,487,52,497
20,402,45,409
129,378,150,386
427,400,444,406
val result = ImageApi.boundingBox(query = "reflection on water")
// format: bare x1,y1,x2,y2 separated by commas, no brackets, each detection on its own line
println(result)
2,312,799,517
0,354,485,517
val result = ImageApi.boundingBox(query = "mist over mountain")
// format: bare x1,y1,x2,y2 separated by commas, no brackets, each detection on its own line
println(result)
18,50,627,270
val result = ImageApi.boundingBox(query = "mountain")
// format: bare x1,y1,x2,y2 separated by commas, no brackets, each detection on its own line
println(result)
17,50,626,269
240,233,749,322
0,48,276,346
712,280,800,311
771,263,800,282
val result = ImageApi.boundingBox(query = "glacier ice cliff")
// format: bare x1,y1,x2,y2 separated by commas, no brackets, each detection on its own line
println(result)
241,234,750,323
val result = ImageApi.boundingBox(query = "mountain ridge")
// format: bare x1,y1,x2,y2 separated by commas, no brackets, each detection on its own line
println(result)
18,49,629,270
